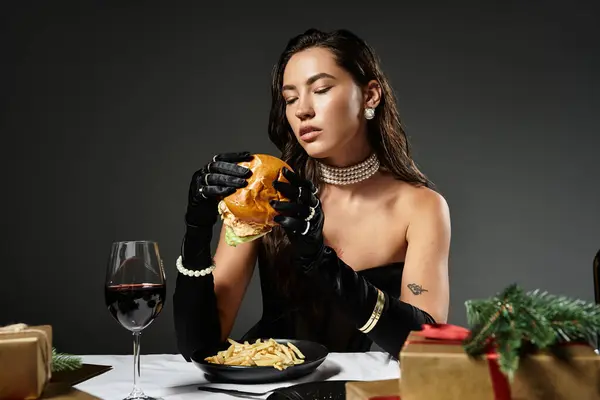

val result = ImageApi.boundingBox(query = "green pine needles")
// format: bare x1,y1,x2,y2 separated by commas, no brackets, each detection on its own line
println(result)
463,284,600,381
52,347,82,372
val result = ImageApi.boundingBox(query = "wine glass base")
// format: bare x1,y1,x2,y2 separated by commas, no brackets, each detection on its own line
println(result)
123,388,162,400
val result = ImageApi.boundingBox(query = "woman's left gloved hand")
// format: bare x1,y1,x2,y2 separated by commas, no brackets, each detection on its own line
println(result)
270,167,325,270
271,166,436,359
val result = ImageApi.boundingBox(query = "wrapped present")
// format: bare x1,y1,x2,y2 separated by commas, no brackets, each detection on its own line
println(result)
0,323,53,400
345,379,400,400
399,324,600,399
399,283,600,399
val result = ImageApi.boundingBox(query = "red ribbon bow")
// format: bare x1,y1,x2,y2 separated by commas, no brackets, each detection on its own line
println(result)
417,322,472,341
409,323,512,400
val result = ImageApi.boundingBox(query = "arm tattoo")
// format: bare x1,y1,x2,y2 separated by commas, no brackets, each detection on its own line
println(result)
407,283,428,295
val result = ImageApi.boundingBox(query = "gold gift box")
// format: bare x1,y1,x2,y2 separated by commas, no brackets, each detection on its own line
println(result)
0,324,53,400
345,379,400,400
399,331,600,400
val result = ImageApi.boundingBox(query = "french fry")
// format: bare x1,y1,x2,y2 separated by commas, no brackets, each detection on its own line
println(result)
254,358,277,366
281,345,294,362
204,338,307,370
287,342,305,359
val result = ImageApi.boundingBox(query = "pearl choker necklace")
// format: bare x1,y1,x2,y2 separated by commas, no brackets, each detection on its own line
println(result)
317,153,380,185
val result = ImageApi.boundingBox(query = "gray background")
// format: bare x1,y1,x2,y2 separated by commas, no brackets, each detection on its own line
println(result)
1,1,598,355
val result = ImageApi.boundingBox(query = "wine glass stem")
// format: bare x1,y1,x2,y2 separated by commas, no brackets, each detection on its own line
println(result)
131,331,144,397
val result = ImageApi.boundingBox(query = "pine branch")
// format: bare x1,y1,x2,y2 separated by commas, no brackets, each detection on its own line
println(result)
462,283,600,381
463,308,502,355
494,329,522,381
464,298,489,326
52,347,82,372
528,289,600,345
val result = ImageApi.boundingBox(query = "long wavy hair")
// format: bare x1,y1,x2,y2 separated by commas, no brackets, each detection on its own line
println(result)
261,28,433,311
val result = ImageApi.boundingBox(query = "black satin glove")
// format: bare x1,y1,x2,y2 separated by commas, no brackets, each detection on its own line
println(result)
182,152,253,268
185,152,253,228
271,167,435,358
310,247,436,358
174,151,252,361
270,167,325,269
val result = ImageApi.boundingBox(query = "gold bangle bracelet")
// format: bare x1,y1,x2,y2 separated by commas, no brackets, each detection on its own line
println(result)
359,288,386,333
363,290,385,333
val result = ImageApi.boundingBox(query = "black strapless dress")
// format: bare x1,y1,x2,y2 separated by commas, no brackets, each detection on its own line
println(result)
239,254,405,353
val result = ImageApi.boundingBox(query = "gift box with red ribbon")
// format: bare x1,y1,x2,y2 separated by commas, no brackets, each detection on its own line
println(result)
399,323,600,400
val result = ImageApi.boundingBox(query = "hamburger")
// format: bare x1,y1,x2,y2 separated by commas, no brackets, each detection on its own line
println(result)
218,154,292,246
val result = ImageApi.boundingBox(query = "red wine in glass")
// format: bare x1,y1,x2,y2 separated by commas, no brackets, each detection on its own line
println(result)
105,283,166,331
105,241,166,400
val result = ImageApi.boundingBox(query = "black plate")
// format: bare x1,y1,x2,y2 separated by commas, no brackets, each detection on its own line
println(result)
190,338,329,384
268,380,350,400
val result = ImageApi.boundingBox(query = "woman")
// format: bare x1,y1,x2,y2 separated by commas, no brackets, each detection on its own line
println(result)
173,28,450,361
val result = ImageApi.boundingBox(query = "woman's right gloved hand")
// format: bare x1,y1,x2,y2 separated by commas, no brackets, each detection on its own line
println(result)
175,151,253,361
185,152,254,228
182,151,254,268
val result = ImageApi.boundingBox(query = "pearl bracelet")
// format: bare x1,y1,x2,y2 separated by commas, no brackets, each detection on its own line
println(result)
176,255,216,277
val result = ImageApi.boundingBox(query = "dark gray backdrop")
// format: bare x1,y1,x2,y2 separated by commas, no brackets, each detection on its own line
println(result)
2,1,598,355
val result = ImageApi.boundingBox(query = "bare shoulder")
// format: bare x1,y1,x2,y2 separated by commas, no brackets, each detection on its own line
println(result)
391,180,451,237
410,185,449,217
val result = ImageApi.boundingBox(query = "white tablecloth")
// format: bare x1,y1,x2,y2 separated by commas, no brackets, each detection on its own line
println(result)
74,352,399,399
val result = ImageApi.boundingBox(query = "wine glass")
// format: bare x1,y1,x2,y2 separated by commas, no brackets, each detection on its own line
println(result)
105,240,166,400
